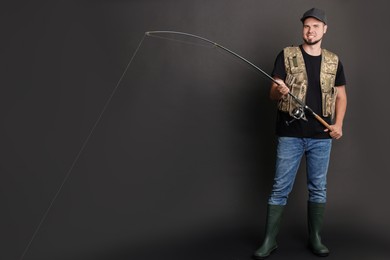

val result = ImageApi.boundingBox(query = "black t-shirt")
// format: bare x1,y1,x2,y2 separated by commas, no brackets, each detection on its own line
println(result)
272,45,346,138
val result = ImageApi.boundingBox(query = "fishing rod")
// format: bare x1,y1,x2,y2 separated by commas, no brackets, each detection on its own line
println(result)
145,31,332,130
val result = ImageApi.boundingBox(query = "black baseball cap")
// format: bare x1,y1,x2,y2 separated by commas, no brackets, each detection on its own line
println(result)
300,8,327,24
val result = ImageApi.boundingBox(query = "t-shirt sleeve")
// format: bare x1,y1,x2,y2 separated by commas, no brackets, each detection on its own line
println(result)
271,50,286,80
335,60,347,87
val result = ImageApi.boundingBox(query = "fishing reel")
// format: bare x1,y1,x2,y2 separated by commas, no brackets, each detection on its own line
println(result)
285,106,306,126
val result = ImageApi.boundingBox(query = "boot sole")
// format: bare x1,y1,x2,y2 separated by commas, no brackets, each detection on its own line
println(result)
313,251,329,257
252,246,278,259
308,245,329,257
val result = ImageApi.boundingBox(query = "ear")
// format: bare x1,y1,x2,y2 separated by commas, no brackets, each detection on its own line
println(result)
323,24,328,34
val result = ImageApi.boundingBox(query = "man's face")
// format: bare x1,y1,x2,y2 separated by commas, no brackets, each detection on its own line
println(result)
302,17,327,46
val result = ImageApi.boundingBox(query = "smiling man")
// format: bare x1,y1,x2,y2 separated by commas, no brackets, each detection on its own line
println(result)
253,8,347,259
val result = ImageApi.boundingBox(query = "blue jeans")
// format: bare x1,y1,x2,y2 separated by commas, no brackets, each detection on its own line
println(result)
268,137,332,206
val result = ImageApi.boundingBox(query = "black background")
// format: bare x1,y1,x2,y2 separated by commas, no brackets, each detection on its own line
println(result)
1,0,389,259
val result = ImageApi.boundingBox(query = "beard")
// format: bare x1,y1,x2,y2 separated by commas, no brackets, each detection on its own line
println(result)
304,37,322,45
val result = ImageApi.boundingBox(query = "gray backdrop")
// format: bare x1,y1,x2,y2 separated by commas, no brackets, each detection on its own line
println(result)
1,0,389,259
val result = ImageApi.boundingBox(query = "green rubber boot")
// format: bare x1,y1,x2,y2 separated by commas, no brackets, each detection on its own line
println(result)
253,204,285,259
308,202,330,257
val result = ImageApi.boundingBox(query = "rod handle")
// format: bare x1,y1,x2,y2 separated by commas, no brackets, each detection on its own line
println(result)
312,113,332,131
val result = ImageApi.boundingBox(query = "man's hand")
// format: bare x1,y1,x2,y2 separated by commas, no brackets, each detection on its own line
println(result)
275,79,290,96
325,124,343,139
270,78,290,100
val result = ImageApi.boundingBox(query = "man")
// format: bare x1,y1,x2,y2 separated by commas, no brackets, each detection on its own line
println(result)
253,8,347,259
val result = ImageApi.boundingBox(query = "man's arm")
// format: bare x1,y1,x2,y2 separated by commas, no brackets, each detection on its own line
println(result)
327,85,347,139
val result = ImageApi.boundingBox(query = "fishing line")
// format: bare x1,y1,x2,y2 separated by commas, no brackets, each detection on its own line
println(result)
19,33,147,260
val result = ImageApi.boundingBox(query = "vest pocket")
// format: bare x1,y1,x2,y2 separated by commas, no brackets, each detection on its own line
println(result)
322,86,338,118
278,79,307,117
323,62,338,74
288,57,304,74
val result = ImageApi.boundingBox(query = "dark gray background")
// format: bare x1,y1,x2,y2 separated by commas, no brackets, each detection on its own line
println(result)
1,0,389,259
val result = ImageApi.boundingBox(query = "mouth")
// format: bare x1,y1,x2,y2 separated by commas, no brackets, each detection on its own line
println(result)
306,35,316,42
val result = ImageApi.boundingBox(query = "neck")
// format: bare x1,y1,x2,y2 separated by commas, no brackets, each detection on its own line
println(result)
302,42,322,56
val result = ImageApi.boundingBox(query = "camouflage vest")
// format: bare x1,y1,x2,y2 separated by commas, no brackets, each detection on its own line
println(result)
278,46,339,118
